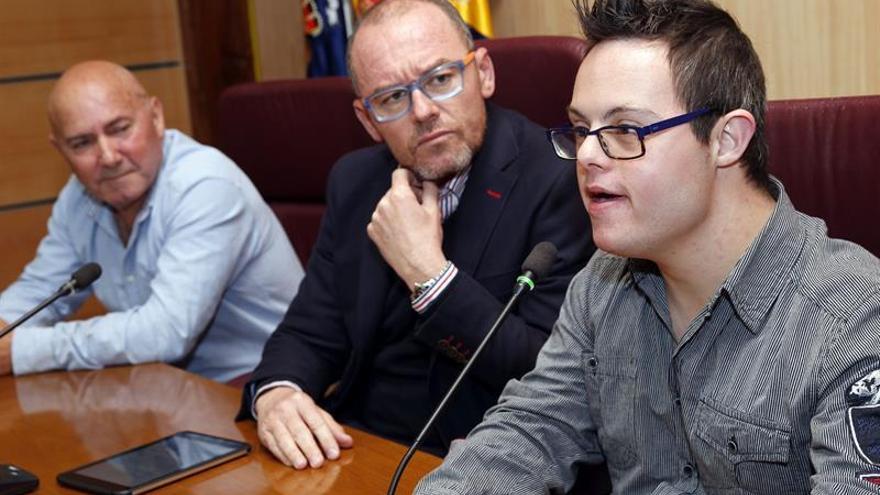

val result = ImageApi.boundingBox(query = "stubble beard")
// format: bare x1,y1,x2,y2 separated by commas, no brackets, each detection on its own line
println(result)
407,118,484,184
409,143,473,184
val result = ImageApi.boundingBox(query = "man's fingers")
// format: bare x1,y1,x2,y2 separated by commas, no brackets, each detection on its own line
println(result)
259,421,308,468
301,406,343,460
421,180,440,212
278,436,310,470
258,424,287,464
287,418,326,468
321,409,354,448
390,167,416,193
256,389,345,470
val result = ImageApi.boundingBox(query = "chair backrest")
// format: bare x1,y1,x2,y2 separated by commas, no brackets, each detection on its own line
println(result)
216,35,586,263
479,35,586,127
217,76,370,262
766,94,880,257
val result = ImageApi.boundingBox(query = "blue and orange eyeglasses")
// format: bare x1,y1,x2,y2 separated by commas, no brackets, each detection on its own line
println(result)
363,51,476,123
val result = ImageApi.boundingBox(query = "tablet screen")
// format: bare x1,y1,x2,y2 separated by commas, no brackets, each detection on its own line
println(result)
69,431,248,489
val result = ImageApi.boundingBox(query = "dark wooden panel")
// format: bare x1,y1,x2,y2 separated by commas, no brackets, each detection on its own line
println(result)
178,0,254,145
0,0,181,78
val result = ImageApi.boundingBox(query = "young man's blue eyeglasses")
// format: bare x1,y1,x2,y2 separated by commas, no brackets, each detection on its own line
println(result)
546,108,713,160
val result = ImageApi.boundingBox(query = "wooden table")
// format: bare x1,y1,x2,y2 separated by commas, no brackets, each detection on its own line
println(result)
0,364,441,494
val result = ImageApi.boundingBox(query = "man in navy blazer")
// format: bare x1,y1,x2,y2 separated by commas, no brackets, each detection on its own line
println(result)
239,0,594,470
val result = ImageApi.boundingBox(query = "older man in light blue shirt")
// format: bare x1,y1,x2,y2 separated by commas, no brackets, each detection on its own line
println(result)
0,61,302,382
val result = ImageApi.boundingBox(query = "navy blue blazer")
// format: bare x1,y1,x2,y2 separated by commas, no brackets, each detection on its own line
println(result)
240,104,594,449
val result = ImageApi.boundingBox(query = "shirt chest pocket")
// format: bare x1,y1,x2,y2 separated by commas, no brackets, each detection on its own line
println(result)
125,260,158,306
694,399,809,494
582,352,638,470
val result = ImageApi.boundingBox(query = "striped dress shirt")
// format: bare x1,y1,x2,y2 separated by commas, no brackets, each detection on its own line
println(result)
438,166,470,221
253,166,471,411
409,166,470,313
416,182,880,494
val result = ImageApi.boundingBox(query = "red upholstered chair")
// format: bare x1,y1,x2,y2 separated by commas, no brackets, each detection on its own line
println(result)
766,95,880,257
216,36,586,264
480,35,586,127
217,76,371,264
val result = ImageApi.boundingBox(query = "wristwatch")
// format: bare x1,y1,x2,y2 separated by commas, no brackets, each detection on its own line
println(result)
411,261,452,301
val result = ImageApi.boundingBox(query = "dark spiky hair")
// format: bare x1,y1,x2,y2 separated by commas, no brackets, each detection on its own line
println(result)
575,0,771,192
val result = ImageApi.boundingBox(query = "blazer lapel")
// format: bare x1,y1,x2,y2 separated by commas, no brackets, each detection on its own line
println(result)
443,105,521,275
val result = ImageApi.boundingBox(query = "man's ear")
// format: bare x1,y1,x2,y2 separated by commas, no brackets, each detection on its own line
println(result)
148,96,166,136
474,47,495,99
48,132,61,152
353,98,383,143
714,109,756,169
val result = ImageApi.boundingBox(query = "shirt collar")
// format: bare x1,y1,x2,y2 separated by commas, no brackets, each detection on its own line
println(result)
438,165,471,222
715,179,807,333
630,177,808,334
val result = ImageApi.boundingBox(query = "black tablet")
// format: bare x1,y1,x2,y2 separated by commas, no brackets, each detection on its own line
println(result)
56,431,250,495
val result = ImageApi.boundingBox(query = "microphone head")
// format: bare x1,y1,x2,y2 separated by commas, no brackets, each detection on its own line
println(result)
521,241,558,283
71,263,102,291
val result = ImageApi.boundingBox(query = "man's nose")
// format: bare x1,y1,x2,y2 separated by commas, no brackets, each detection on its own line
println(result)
96,135,121,167
577,133,610,171
410,89,440,122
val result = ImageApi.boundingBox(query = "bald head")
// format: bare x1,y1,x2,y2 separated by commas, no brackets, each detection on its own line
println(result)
47,60,165,223
347,0,474,94
48,61,149,137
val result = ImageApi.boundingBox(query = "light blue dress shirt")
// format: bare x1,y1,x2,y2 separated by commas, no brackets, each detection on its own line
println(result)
0,130,303,382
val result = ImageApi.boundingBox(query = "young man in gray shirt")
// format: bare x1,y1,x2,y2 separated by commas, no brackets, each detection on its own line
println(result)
416,0,880,493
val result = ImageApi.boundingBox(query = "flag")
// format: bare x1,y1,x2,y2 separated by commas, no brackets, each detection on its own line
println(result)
449,0,493,38
353,0,493,38
352,0,382,16
303,0,355,77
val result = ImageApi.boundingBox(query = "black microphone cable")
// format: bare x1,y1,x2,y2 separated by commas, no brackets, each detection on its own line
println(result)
0,263,102,340
386,242,557,495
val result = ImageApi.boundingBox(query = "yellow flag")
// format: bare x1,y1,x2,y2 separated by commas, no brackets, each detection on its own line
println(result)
449,0,493,37
352,0,383,17
353,0,493,37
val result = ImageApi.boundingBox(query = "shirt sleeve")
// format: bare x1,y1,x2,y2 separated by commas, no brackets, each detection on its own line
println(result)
0,186,92,327
809,292,880,493
11,178,255,375
415,270,605,495
413,162,593,393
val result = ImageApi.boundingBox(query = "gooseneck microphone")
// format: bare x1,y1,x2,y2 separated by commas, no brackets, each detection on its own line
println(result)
0,263,102,340
386,242,558,495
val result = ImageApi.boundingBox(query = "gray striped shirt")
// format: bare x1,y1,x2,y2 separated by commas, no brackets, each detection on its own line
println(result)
416,184,880,494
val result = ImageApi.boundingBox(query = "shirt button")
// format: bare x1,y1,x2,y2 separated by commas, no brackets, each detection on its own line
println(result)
682,463,695,478
126,275,135,283
727,437,738,454
587,357,598,368
673,397,681,407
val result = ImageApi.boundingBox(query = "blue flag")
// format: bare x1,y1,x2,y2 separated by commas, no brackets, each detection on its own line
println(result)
304,0,354,77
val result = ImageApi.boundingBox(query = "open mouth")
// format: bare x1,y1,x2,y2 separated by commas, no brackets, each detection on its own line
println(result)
588,187,625,204
589,191,622,203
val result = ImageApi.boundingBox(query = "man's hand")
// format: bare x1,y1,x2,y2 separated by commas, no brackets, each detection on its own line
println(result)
255,387,353,469
0,327,12,376
367,168,448,289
